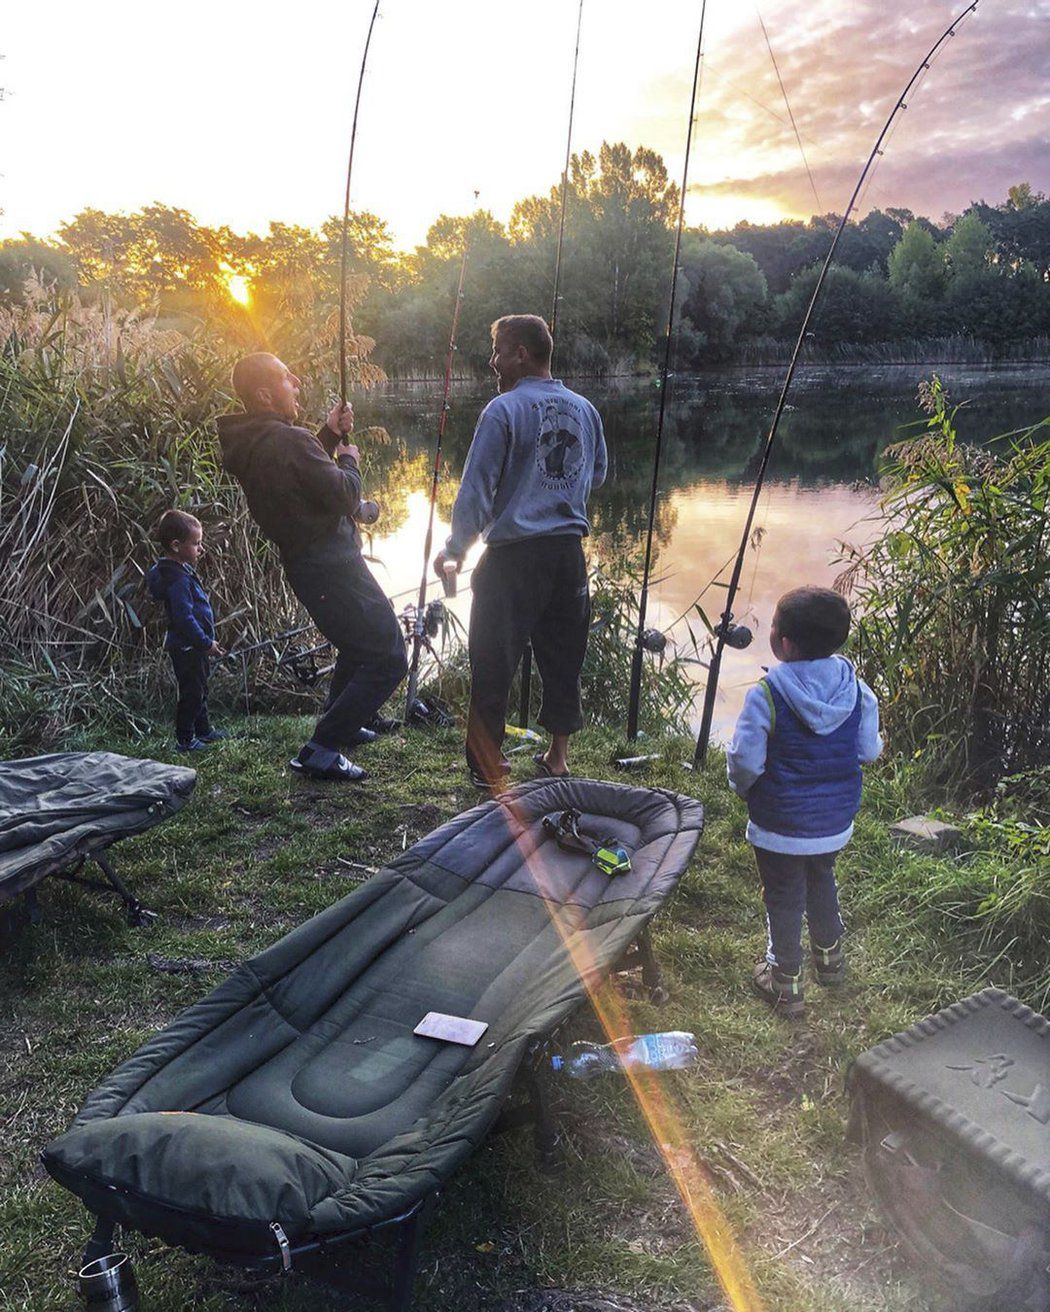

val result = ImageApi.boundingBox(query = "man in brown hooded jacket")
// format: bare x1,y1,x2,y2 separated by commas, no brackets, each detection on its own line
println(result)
217,353,406,781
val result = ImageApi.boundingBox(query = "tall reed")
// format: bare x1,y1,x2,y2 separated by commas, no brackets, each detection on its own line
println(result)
838,376,1050,794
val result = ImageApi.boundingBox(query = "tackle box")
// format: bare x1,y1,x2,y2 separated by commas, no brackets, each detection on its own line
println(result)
848,988,1050,1305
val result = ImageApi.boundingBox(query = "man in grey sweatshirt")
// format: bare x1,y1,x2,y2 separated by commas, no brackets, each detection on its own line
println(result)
434,315,607,789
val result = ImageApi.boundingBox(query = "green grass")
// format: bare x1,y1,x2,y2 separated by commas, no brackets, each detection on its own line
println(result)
0,715,1022,1312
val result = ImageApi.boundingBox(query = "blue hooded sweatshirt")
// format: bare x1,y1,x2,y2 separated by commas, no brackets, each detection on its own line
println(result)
147,558,215,653
726,655,883,854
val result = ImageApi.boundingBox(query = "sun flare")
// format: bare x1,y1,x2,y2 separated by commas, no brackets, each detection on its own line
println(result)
224,271,251,306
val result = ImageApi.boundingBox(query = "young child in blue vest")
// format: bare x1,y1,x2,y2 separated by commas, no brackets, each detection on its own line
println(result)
147,510,226,752
727,586,883,1018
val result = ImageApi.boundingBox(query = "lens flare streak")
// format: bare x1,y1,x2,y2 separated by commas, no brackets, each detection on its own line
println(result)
498,794,765,1312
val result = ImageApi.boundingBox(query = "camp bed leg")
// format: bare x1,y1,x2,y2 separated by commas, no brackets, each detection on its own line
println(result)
521,1060,560,1168
81,1215,117,1267
636,926,668,1002
617,926,669,1004
93,853,158,928
25,887,42,926
387,1195,435,1312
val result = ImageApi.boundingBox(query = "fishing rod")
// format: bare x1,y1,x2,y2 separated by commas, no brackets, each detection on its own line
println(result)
625,0,708,742
338,0,381,408
404,238,470,720
692,0,981,768
517,0,585,730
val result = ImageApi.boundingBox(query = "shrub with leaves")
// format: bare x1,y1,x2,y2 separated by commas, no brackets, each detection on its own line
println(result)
838,376,1050,794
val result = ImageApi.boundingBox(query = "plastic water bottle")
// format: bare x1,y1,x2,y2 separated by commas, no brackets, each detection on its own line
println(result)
551,1032,698,1079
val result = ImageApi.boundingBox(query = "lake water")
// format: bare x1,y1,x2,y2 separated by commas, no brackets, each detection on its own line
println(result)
353,364,1050,740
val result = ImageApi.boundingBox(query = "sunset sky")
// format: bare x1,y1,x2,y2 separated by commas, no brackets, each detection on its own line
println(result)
1,0,1047,249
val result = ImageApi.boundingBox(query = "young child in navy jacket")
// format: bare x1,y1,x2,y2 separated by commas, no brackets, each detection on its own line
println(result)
727,587,882,1017
147,510,226,751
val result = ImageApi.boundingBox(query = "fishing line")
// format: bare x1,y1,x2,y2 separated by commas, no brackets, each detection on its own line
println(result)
692,1,982,768
626,0,709,742
755,5,821,213
735,2,826,617
701,64,819,144
550,0,585,348
337,0,381,408
404,234,471,720
518,0,585,729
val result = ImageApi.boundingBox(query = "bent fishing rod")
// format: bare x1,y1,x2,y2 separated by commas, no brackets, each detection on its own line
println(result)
338,0,382,409
404,241,470,720
518,0,585,727
625,0,708,741
691,0,981,768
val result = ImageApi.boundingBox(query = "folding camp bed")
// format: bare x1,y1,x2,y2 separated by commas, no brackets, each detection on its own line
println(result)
0,751,196,926
45,776,703,1309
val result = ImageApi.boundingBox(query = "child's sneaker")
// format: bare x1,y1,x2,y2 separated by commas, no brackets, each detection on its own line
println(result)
176,738,210,752
752,959,805,1019
811,936,846,986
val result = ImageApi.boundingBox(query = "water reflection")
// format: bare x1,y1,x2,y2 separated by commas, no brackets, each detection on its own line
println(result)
356,365,1050,739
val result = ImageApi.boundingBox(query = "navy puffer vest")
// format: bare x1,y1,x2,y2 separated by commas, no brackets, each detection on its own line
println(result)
747,679,863,839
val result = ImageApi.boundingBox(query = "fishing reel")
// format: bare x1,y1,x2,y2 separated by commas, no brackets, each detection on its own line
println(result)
715,618,753,650
641,627,667,655
542,808,633,877
424,598,445,639
399,599,447,643
280,645,325,687
407,694,455,729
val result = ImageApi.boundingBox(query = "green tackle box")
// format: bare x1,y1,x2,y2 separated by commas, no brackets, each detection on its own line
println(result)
848,988,1050,1308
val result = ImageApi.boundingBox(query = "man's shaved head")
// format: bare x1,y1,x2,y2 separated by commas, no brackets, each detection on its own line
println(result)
231,352,282,408
231,353,302,421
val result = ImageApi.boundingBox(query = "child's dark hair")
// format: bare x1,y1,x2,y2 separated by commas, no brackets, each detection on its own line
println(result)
775,586,851,659
156,509,202,550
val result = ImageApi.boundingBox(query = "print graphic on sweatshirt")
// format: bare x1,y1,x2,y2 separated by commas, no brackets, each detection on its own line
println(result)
534,398,585,488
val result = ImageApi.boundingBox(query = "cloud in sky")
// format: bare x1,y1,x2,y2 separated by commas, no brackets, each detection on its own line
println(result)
0,0,1045,246
672,0,1050,225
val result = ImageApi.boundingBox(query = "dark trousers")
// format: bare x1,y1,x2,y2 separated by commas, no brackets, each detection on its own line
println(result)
170,648,211,745
466,534,590,782
284,534,408,751
753,846,845,974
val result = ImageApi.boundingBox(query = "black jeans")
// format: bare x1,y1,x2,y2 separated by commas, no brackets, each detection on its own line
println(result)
466,534,590,782
753,846,845,974
170,648,211,745
284,531,408,751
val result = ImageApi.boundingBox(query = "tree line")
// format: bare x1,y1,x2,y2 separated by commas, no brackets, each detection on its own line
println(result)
2,143,1048,375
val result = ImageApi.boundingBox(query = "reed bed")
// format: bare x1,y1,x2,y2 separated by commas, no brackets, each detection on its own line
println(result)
838,376,1050,793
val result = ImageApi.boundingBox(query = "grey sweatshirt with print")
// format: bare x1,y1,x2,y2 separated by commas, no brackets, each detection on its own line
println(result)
445,377,608,559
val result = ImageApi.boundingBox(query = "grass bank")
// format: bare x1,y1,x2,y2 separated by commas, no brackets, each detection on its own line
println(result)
0,718,1031,1312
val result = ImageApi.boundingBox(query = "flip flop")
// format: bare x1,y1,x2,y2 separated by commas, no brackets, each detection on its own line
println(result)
289,755,368,783
533,752,571,780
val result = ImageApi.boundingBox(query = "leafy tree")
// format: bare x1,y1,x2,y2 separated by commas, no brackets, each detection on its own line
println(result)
678,235,767,363
944,213,993,279
775,264,900,343
969,186,1050,280
888,222,945,301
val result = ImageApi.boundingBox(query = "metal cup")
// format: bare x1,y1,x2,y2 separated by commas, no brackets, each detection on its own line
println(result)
442,561,458,598
78,1252,140,1311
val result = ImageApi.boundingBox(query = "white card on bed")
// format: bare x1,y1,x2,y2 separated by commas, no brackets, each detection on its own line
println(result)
413,1012,489,1046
